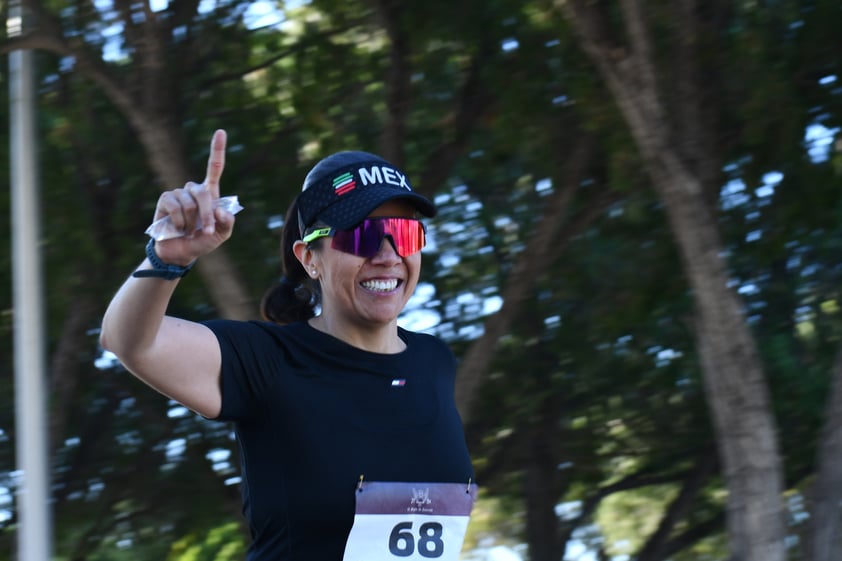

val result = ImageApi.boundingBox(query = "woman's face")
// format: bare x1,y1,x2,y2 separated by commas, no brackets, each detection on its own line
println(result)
304,200,422,329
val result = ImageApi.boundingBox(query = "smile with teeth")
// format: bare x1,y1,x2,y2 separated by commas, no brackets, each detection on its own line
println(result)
361,279,399,292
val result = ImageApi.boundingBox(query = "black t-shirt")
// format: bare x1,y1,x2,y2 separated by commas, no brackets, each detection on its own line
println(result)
203,320,474,561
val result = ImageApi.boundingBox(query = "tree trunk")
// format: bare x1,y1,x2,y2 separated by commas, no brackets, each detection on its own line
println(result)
523,419,565,561
524,461,564,561
48,295,98,450
655,154,785,561
808,349,842,561
561,2,787,560
374,0,412,167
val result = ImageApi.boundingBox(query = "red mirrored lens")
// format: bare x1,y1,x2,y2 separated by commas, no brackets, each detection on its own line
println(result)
331,218,426,258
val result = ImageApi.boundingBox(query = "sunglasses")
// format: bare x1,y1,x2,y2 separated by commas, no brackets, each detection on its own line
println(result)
302,217,427,258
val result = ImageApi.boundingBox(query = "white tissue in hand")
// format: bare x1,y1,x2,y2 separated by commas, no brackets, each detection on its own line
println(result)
145,195,244,241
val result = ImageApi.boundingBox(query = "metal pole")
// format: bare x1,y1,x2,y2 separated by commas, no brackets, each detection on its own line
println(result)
8,0,53,558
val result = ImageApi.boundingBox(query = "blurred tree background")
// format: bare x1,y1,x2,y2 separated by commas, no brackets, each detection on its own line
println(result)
1,0,842,560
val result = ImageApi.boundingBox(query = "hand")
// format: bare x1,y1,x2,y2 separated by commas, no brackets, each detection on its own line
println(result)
151,130,235,265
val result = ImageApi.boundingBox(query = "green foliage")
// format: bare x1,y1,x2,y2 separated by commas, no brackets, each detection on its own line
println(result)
167,522,246,561
1,0,842,560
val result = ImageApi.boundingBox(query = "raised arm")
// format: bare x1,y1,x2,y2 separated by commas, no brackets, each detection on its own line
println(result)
100,130,234,418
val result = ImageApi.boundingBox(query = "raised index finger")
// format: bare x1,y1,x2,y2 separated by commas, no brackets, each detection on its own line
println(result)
203,129,227,198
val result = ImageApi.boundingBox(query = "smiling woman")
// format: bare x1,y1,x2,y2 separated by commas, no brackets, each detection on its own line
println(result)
99,131,477,561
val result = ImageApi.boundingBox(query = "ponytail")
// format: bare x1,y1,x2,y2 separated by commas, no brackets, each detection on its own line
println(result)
260,198,320,324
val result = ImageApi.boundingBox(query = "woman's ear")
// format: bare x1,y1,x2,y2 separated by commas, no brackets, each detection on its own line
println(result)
293,240,312,270
294,240,323,280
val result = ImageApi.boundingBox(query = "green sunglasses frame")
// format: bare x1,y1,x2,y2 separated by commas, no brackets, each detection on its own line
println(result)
302,227,334,244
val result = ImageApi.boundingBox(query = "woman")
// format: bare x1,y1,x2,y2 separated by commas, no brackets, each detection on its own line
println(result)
100,130,476,560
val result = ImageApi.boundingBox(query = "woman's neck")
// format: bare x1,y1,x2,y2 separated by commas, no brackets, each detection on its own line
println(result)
308,315,406,354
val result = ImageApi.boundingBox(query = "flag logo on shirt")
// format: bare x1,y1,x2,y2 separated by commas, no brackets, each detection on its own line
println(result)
391,379,406,387
333,172,356,196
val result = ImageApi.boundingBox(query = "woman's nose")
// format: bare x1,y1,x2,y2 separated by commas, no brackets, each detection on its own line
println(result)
370,236,402,263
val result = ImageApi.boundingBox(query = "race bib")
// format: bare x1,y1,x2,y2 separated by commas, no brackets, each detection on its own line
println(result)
343,481,478,561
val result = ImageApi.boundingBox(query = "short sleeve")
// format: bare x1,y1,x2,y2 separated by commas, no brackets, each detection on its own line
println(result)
203,319,282,421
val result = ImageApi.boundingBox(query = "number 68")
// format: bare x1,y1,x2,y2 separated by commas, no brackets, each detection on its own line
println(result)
388,521,444,558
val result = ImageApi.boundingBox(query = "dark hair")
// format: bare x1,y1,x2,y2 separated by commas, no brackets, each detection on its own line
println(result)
259,199,320,324
260,152,376,324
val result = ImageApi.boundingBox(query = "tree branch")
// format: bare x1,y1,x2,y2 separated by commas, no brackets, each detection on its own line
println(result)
199,24,365,89
650,512,726,561
619,0,659,111
636,447,718,561
455,134,597,420
559,466,695,549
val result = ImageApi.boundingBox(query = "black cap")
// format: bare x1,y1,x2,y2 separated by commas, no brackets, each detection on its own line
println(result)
297,152,436,231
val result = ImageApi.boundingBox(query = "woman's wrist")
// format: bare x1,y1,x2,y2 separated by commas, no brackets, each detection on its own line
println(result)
132,239,195,280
